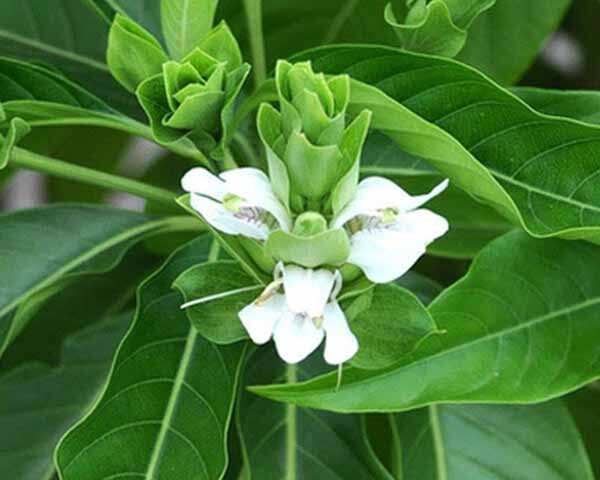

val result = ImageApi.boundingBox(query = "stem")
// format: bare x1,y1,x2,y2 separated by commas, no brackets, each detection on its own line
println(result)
11,147,178,210
26,115,212,167
208,240,221,262
285,364,297,480
233,132,262,169
243,0,267,89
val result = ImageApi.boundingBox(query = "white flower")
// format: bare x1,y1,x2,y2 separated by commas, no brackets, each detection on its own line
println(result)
239,263,358,365
181,167,292,240
332,177,449,284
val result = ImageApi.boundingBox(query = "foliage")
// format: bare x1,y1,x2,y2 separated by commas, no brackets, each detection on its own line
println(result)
1,0,599,478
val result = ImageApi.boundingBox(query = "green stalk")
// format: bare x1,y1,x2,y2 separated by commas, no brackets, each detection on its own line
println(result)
28,114,211,167
11,147,178,210
243,0,267,88
285,364,298,480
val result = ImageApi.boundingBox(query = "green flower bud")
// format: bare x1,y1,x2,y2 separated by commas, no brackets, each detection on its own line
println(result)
385,0,495,58
258,61,371,215
136,22,250,159
293,212,328,237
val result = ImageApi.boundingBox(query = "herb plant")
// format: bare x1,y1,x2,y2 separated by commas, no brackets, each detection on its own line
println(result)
1,0,599,479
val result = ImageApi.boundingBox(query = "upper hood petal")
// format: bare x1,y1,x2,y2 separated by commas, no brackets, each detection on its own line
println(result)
190,194,270,240
181,168,228,201
220,168,292,232
348,209,449,283
332,177,449,229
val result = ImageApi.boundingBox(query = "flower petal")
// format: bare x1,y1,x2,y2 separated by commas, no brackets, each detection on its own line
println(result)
322,301,358,365
181,168,227,201
273,311,324,364
238,294,285,345
282,265,336,318
348,209,449,283
332,177,449,228
221,168,292,232
190,194,270,240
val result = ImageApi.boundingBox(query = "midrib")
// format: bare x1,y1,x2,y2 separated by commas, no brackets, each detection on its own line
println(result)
145,241,221,478
285,364,298,480
145,328,198,478
298,295,600,395
429,406,448,480
0,28,109,72
389,295,600,385
0,217,175,321
492,169,600,216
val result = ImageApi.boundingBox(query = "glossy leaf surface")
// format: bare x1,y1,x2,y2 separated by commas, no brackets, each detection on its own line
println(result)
0,0,135,112
0,313,131,480
250,232,600,412
237,347,393,479
56,238,247,480
389,401,594,479
298,45,600,243
0,205,185,358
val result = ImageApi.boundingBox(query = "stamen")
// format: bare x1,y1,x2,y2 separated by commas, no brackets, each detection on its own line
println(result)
254,279,283,305
336,363,344,391
313,315,324,329
330,270,343,301
232,206,277,232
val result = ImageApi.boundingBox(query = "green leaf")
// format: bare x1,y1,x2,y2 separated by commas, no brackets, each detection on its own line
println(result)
396,271,443,306
237,347,394,479
513,87,600,125
344,284,439,370
457,0,572,84
0,57,154,141
161,0,219,60
361,133,513,259
297,45,600,244
107,13,169,92
83,0,117,23
174,260,263,344
0,0,136,113
0,248,158,370
0,312,131,480
249,231,600,412
388,401,594,479
0,205,194,358
56,238,248,479
567,387,600,478
0,117,30,169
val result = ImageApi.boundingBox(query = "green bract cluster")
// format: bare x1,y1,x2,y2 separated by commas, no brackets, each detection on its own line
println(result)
259,61,371,214
252,61,372,273
107,13,249,160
